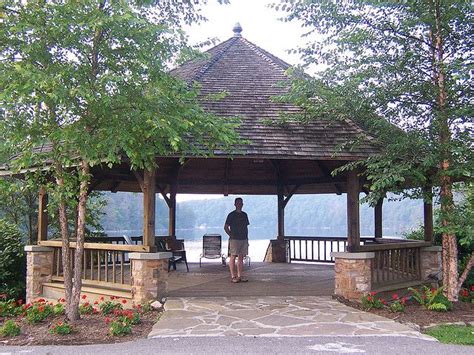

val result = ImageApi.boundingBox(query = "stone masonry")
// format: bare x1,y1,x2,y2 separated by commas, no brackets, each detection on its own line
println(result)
420,246,442,283
263,239,287,263
331,252,374,300
25,245,54,303
129,252,172,304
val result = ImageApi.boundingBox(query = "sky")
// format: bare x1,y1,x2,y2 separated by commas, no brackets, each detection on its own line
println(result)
176,1,306,202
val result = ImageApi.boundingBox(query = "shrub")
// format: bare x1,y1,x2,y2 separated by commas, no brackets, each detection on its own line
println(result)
459,286,474,303
26,302,53,323
99,301,122,315
361,292,385,310
79,302,94,315
49,321,72,335
118,310,140,325
409,286,453,312
0,298,21,317
0,320,21,337
388,294,407,313
52,303,65,315
0,219,26,299
108,320,132,336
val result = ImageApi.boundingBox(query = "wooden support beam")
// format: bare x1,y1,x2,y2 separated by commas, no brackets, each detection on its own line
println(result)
374,198,383,239
109,180,121,193
423,186,433,243
277,184,285,240
223,159,230,196
169,184,177,238
282,184,301,208
143,168,156,250
37,187,48,242
315,161,342,195
346,170,360,252
133,171,144,192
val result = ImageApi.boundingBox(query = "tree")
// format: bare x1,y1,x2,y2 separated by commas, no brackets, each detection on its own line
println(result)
275,0,473,300
0,0,238,321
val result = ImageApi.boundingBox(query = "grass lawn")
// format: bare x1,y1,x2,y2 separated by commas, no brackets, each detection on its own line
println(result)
426,325,474,345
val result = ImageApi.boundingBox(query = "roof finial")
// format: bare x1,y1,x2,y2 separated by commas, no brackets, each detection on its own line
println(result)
233,22,242,37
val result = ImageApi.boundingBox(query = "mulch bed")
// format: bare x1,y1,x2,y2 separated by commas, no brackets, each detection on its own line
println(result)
335,296,474,330
0,309,162,346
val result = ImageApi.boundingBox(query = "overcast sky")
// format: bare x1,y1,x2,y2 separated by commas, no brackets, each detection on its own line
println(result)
177,1,306,202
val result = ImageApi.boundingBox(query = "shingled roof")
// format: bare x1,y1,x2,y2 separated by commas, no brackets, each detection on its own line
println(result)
171,24,379,161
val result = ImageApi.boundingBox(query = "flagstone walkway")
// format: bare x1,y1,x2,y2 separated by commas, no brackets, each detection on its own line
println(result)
149,296,433,340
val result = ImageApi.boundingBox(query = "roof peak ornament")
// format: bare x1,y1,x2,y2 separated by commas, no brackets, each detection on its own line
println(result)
233,22,242,37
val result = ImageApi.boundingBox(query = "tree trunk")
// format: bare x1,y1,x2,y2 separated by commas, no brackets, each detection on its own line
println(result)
433,0,458,301
457,252,474,291
55,166,73,318
70,161,90,321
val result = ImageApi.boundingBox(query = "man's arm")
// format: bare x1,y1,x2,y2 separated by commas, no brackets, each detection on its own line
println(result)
224,223,232,238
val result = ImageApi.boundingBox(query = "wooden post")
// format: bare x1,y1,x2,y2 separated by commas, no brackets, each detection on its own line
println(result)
277,185,285,240
423,186,433,243
346,170,360,252
374,198,383,239
143,168,156,250
169,184,177,238
37,187,48,242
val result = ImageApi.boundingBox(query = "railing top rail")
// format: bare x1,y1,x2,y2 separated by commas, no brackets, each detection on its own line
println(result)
357,241,431,251
283,236,374,241
39,240,151,252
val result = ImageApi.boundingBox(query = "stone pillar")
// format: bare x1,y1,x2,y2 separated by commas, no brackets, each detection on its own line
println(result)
25,245,54,303
264,239,287,263
129,252,172,304
420,246,442,282
331,252,374,300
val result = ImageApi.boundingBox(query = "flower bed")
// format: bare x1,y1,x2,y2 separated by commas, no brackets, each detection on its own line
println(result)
0,295,161,346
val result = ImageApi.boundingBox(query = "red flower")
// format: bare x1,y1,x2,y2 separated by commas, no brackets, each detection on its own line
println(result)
49,302,54,306
431,288,436,293
82,295,87,300
122,299,127,304
93,308,98,314
60,298,66,303
94,301,99,305
104,317,111,323
37,298,45,303
369,292,377,296
381,299,387,305
17,299,23,305
100,296,104,301
84,302,89,307
392,293,399,300
110,296,115,300
137,304,141,309
367,296,373,302
38,305,44,312
471,285,474,292
461,290,469,297
58,321,63,326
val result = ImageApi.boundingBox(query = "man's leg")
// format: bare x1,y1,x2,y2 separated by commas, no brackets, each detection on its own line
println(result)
237,255,244,278
229,255,236,280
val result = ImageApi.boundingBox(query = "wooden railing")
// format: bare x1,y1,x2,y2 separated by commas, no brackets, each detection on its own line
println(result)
358,240,427,288
285,236,374,263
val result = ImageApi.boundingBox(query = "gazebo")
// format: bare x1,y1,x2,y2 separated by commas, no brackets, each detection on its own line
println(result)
10,24,440,303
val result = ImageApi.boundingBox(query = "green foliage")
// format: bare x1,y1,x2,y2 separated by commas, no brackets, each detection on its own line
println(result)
0,219,26,299
108,320,132,336
425,325,474,345
52,303,65,316
459,286,474,303
79,302,94,315
0,298,21,317
0,320,21,337
99,301,122,316
389,301,405,313
118,310,141,325
25,303,53,324
408,286,453,312
49,321,72,336
361,292,385,310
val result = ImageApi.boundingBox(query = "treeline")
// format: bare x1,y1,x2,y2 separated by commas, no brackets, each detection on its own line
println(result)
99,192,424,237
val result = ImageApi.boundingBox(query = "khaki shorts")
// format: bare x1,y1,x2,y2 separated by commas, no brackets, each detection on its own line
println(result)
229,239,249,256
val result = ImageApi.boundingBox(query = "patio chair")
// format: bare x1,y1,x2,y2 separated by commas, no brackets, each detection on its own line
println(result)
200,234,226,267
155,237,189,272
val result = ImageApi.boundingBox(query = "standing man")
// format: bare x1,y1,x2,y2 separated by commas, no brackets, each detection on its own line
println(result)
224,197,249,283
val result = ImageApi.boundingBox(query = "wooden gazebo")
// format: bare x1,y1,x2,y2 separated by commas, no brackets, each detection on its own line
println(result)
9,24,439,303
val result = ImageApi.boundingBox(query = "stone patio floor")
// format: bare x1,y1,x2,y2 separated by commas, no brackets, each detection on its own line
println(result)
149,296,432,339
150,263,432,340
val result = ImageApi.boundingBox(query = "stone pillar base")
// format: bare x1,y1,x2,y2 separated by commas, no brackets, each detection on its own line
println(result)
420,246,442,283
129,252,172,304
264,239,287,263
25,245,54,303
331,252,374,300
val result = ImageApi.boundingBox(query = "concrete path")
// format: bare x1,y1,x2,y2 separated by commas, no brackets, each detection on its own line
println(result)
149,296,432,339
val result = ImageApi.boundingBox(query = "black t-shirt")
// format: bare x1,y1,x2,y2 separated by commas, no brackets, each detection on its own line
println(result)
225,211,250,240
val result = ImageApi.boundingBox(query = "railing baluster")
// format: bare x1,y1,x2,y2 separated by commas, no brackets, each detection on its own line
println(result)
120,252,125,284
112,251,116,283
97,250,101,281
90,249,94,280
